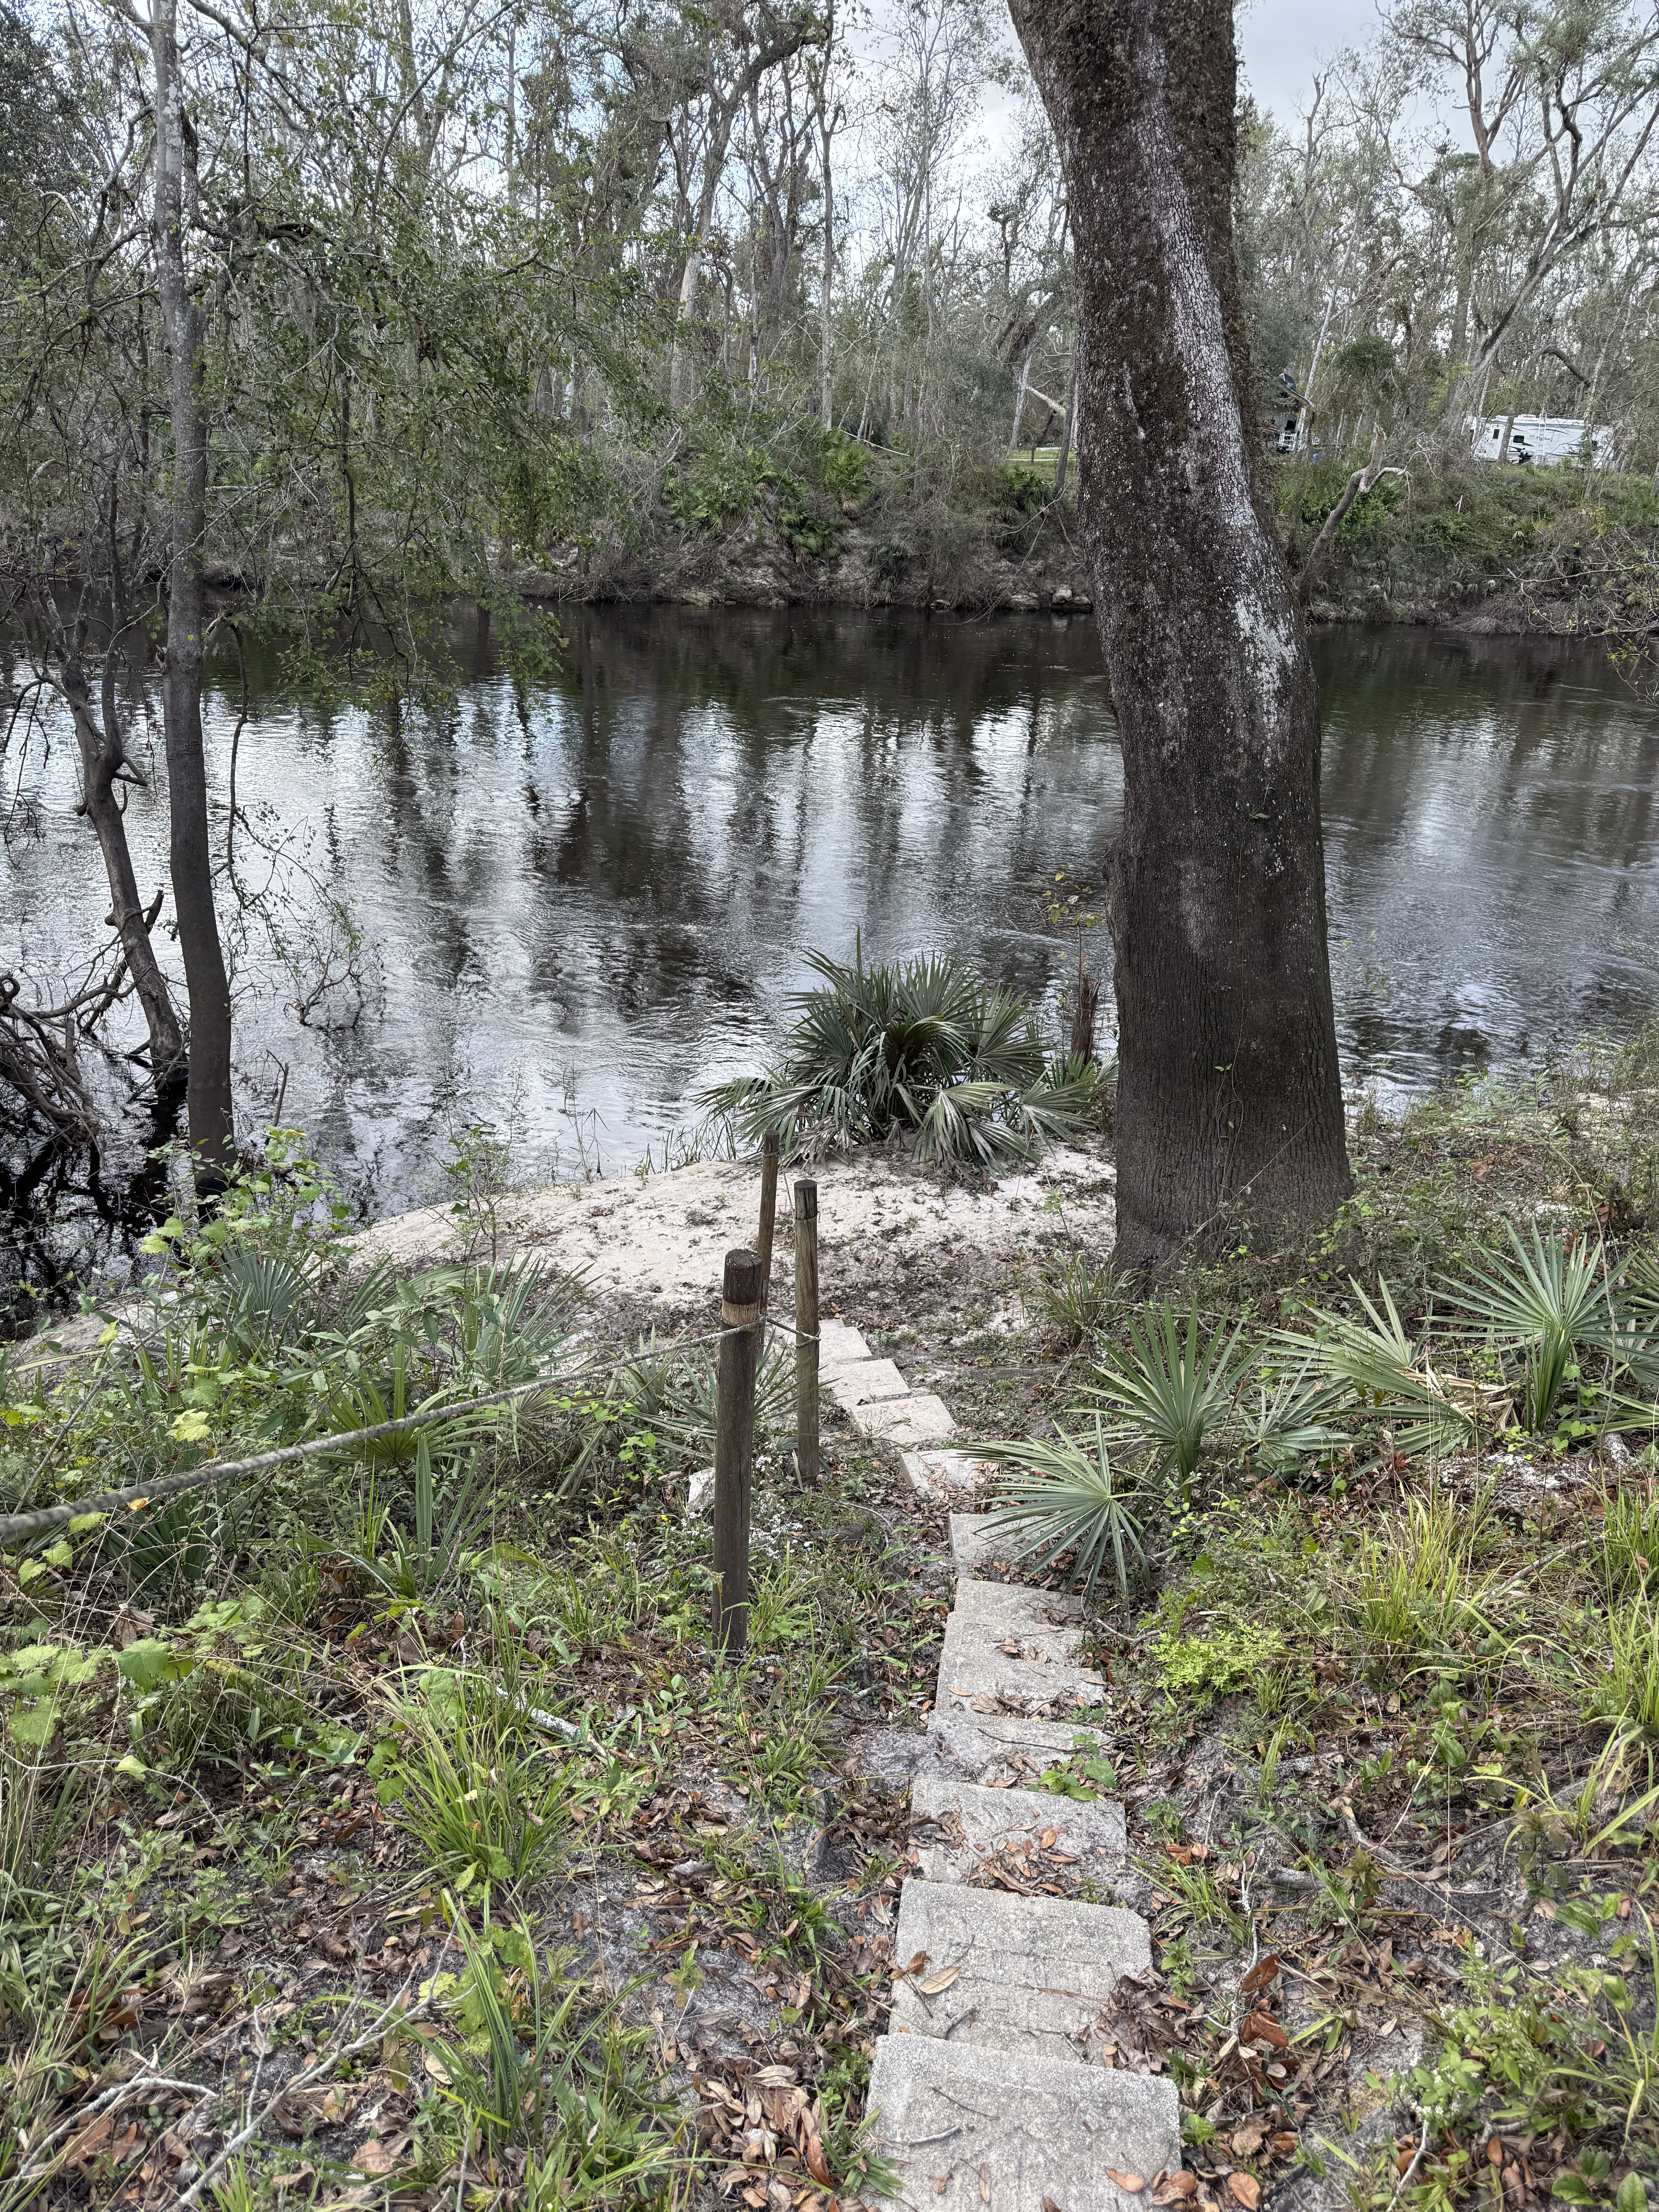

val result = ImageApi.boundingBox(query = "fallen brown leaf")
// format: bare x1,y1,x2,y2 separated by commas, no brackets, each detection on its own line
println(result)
1104,2171,1146,2194
1239,1955,1280,1997
1228,2176,1261,2210
915,1965,961,1996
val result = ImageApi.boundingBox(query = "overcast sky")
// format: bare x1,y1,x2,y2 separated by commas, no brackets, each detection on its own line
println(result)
1237,0,1381,118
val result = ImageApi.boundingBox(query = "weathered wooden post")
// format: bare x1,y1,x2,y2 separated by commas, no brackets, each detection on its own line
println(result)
713,1247,762,1652
794,1179,820,1487
756,1130,780,1315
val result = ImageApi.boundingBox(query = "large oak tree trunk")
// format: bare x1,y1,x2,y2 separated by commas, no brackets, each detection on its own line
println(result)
1004,0,1350,1266
150,0,235,1172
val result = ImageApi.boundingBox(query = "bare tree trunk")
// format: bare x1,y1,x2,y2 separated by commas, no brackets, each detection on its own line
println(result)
58,649,185,1080
150,0,235,1171
1005,0,1350,1265
1055,334,1077,497
1010,348,1032,449
818,82,836,428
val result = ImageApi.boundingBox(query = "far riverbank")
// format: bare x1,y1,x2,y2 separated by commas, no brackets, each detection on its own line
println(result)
498,452,1659,647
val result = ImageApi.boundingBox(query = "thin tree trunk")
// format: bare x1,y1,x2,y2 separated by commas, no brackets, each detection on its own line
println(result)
818,82,835,428
1010,348,1032,450
58,651,185,1080
1005,0,1351,1265
1056,335,1077,497
150,0,235,1171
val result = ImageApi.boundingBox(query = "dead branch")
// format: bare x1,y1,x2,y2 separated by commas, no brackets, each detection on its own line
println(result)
1296,427,1408,601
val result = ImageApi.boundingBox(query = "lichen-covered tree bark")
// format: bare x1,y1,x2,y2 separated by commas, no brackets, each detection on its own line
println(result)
1004,0,1351,1265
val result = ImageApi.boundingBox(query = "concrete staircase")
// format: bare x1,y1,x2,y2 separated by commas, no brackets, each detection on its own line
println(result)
864,1504,1180,2212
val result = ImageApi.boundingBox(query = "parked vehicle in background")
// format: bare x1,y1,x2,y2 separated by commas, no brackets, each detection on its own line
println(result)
1469,415,1626,469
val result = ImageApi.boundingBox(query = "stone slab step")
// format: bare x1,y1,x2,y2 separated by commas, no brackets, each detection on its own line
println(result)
856,1393,956,1446
817,1317,874,1374
950,1510,1031,1575
834,1356,913,1408
909,1772,1125,1885
952,1575,1085,1629
890,1879,1149,2057
902,1449,995,1501
867,2032,1180,2212
926,1697,1103,1786
939,1577,1105,1711
814,1321,958,1447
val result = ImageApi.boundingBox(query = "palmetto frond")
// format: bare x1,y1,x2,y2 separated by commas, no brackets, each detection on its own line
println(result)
1440,1225,1621,1354
703,945,1098,1166
977,1417,1150,1603
1090,1300,1243,1504
1281,1277,1486,1457
1439,1227,1622,1430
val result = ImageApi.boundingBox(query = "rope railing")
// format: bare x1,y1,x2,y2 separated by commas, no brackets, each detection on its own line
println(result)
0,1325,743,1551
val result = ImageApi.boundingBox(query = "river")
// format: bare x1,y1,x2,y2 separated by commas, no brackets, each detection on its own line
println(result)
4,609,1658,1312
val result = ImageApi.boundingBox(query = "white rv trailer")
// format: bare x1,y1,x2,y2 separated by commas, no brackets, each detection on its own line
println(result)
1469,414,1621,469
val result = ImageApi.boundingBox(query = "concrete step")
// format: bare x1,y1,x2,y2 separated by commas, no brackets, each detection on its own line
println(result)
902,1449,995,1502
953,1575,1085,1628
939,1576,1106,1712
889,1879,1149,2059
909,1772,1125,1887
817,1317,874,1374
856,1392,956,1446
816,1321,959,1447
867,2032,1181,2212
835,1355,914,1407
926,1696,1103,1786
951,1510,1032,1576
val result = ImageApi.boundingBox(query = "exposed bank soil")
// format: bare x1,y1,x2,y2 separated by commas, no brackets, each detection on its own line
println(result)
516,526,1097,618
355,1140,1118,1430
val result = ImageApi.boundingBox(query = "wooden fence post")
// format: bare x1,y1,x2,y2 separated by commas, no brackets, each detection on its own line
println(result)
794,1179,819,1487
756,1130,780,1314
713,1247,762,1652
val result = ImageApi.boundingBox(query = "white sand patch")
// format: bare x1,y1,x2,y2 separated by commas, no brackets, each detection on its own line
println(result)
354,1143,1117,1310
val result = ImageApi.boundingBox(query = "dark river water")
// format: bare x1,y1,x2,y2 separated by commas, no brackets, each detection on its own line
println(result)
4,608,1659,1303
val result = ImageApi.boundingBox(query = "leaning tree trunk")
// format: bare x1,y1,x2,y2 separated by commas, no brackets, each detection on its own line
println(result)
58,651,185,1082
1004,0,1350,1266
150,0,235,1173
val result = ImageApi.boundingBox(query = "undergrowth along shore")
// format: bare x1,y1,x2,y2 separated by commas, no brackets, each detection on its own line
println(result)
513,423,1659,646
5,1039,1659,2211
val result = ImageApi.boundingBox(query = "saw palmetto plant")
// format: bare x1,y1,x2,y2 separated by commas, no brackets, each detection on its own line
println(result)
1440,1224,1623,1431
704,944,1099,1168
1288,1276,1488,1460
1090,1300,1245,1510
977,1416,1151,1602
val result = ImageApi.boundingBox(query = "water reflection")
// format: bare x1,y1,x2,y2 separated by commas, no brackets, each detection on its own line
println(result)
3,608,1657,1262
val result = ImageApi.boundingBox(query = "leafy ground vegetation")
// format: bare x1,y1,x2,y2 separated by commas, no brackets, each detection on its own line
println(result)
1279,461,1659,657
9,1041,1659,2212
0,1142,947,2210
915,1037,1659,2212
